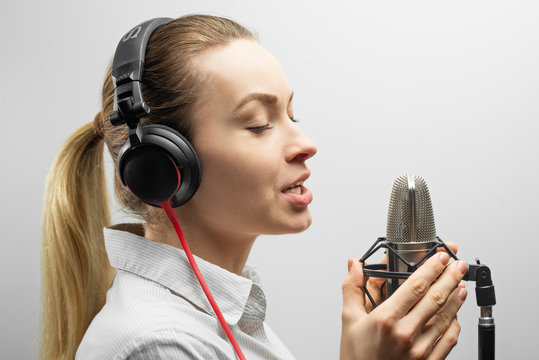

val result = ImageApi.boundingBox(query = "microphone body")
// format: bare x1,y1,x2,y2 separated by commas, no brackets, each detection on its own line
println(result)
385,174,438,297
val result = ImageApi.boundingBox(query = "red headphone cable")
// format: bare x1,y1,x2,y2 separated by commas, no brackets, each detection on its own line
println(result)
159,200,247,360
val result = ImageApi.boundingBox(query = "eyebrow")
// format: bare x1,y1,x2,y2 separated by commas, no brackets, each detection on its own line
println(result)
234,92,294,111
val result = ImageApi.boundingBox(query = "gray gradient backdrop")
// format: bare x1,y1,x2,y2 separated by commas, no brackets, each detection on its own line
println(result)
1,0,538,358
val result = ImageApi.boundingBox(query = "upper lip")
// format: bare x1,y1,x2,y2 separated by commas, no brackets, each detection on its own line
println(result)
282,171,311,191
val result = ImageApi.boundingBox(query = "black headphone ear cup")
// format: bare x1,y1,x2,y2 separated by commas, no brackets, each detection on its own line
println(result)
122,146,180,204
117,124,201,207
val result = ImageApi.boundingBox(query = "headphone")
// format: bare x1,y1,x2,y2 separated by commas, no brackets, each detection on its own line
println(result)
109,18,201,207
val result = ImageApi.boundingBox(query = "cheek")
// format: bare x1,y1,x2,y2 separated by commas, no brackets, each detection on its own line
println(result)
196,147,279,206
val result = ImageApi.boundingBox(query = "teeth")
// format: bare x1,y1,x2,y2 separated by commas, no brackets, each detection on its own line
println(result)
288,186,301,195
284,180,305,194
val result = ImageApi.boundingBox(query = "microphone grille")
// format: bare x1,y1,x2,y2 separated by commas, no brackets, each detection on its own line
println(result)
386,174,437,243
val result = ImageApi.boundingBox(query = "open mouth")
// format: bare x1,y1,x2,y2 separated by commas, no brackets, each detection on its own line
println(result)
284,181,304,195
281,172,312,206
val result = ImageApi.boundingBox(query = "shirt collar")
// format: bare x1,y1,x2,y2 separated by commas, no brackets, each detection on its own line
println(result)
104,227,266,325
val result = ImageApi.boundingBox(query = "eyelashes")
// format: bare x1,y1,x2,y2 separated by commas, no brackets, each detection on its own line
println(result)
247,117,299,134
248,124,273,133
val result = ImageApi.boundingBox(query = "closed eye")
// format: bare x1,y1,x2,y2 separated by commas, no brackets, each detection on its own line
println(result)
247,124,273,133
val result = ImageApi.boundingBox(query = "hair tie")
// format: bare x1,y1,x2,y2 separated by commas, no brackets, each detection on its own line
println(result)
93,111,105,139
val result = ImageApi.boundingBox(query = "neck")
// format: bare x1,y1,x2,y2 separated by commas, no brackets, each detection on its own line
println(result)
144,208,257,275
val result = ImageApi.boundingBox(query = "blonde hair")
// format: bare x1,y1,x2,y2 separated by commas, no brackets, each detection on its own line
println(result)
41,15,255,359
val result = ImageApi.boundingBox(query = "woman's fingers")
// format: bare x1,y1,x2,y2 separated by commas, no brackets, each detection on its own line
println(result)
375,252,451,318
342,258,368,323
423,284,466,341
402,260,466,331
411,284,467,358
426,317,462,360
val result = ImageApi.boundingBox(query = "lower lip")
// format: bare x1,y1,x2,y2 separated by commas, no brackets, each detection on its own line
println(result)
282,185,313,206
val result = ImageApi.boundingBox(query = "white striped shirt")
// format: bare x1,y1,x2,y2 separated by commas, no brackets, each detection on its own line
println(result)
76,227,295,359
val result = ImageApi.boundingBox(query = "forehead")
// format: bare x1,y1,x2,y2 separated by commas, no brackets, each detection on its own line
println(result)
195,40,291,108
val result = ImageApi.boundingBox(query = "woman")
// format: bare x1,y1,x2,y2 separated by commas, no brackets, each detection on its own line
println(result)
41,14,467,359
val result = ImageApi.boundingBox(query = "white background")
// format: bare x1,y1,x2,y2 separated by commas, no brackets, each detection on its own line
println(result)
1,0,538,358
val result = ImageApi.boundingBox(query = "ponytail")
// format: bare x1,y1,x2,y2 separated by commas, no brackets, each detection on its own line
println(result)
41,119,115,359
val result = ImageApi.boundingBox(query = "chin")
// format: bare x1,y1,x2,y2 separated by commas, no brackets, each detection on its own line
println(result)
283,214,313,234
258,208,313,235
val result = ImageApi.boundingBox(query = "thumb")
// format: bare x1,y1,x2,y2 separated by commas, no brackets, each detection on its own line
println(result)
341,258,368,323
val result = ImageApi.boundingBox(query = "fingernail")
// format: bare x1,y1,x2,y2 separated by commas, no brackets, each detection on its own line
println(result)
458,287,467,301
439,252,450,266
458,261,467,275
347,258,353,272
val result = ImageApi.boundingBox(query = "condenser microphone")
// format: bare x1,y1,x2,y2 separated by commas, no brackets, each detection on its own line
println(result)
385,174,440,297
361,174,497,359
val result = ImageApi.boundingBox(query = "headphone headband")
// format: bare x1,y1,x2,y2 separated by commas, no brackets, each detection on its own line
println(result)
109,17,173,128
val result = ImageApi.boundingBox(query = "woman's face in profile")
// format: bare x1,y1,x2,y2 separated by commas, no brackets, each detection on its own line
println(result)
186,39,317,237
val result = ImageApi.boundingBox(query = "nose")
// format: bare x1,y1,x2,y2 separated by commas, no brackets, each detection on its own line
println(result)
285,123,317,163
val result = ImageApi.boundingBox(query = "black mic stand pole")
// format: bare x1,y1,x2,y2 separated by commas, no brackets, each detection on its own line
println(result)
463,259,496,360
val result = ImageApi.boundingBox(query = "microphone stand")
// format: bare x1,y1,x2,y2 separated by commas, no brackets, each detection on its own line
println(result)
463,259,496,360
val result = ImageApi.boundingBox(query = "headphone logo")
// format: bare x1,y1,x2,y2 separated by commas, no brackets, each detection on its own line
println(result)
122,26,142,42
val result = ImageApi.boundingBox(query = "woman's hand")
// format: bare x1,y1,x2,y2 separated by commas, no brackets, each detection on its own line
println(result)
363,242,459,313
340,250,467,360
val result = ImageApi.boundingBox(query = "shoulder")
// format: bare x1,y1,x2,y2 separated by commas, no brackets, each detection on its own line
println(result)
115,328,222,360
76,271,232,359
79,326,227,360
